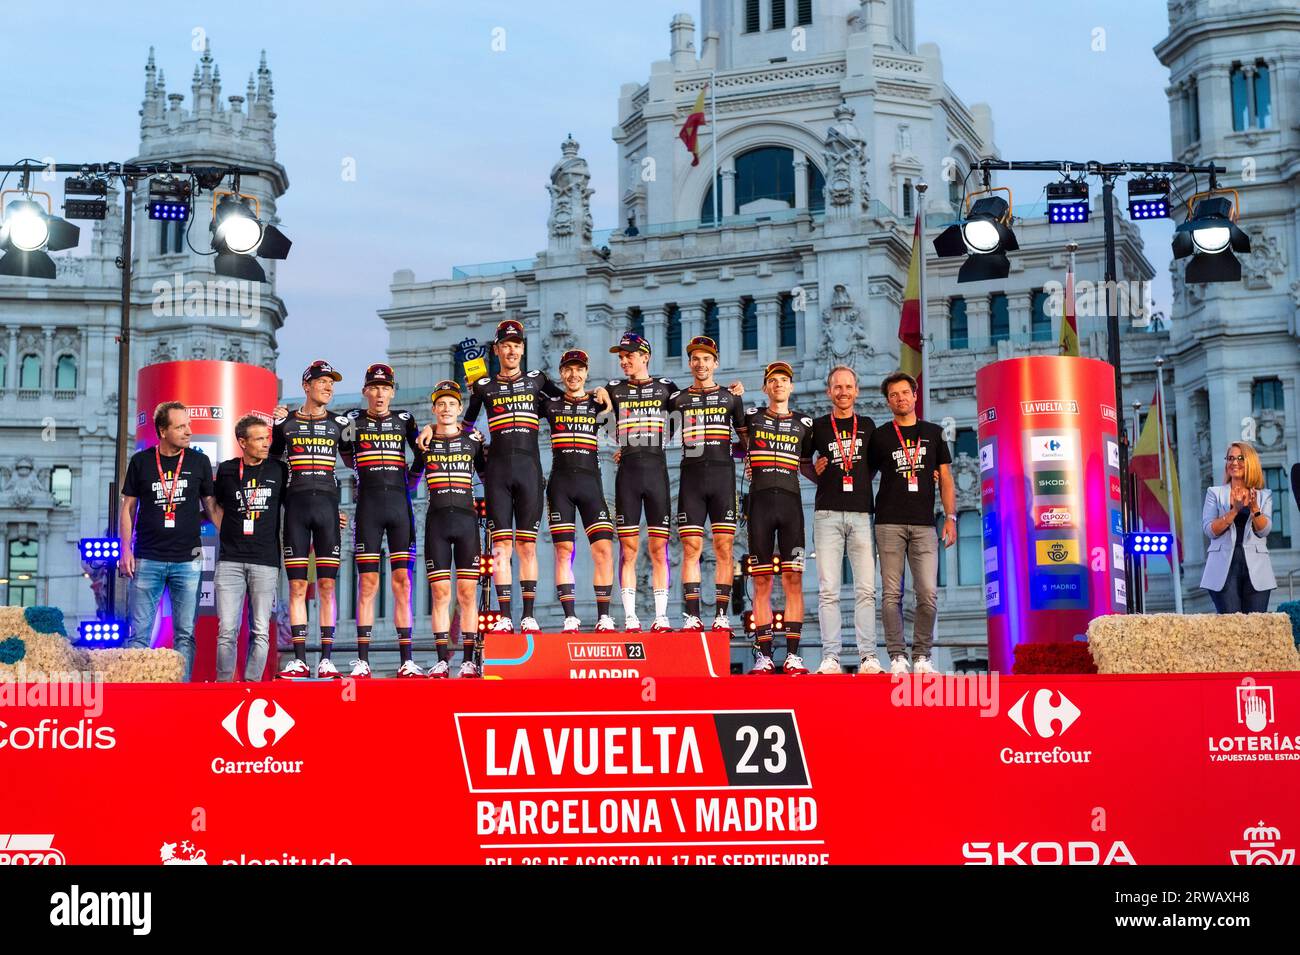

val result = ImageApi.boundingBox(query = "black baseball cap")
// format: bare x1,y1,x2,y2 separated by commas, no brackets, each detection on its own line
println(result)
364,362,396,388
495,319,525,343
302,359,342,383
610,331,651,356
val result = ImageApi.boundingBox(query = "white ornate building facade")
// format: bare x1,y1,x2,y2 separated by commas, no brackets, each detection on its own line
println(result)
0,43,288,621
377,0,1166,670
1157,0,1300,610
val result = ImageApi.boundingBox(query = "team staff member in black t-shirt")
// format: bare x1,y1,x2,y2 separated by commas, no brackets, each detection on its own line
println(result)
867,371,956,676
121,401,217,682
743,361,816,675
211,415,287,682
806,365,880,675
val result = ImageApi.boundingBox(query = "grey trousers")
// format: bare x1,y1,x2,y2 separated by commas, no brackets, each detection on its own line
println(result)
214,561,279,682
875,522,939,659
813,510,876,662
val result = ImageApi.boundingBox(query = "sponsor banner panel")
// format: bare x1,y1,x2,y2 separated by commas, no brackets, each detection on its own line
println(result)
0,674,1296,865
482,631,730,680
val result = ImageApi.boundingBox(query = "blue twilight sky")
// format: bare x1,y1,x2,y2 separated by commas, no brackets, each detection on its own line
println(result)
1,1,1177,386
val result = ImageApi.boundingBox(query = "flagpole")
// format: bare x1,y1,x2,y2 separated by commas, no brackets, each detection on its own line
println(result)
916,182,929,419
709,72,719,225
1154,355,1183,614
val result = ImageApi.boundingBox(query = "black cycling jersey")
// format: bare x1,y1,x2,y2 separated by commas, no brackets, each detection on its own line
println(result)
541,393,604,473
344,408,425,493
744,407,815,495
606,377,678,459
670,385,747,468
271,409,353,496
464,370,562,457
422,429,486,513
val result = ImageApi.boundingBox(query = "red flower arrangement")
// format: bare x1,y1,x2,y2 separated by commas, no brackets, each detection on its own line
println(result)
1011,642,1098,675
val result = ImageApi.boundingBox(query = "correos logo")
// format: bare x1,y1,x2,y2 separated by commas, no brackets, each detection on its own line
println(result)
222,699,294,749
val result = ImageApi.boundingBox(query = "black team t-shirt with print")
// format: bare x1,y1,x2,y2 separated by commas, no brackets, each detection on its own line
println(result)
213,457,288,567
811,413,875,513
867,420,950,526
122,447,215,562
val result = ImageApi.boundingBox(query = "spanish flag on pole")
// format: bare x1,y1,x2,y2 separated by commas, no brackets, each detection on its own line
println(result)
679,86,707,166
1059,259,1080,357
898,212,924,416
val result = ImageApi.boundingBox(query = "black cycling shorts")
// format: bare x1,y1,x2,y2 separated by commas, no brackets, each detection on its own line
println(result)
746,488,805,576
677,464,737,541
484,453,544,548
548,470,615,544
424,507,481,584
615,456,672,546
282,490,341,581
354,488,415,573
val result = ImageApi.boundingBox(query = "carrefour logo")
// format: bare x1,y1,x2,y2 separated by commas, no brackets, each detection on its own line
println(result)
222,698,295,749
1008,689,1081,738
1030,434,1075,463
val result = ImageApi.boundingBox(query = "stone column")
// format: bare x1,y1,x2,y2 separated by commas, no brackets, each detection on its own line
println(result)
6,328,16,391
41,327,54,396
965,295,991,349
1009,291,1033,344
720,159,737,220
756,296,779,363
718,301,742,361
793,152,809,211
680,304,705,374
644,308,667,365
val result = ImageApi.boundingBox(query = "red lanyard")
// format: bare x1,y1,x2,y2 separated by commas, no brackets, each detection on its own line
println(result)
893,421,919,474
156,447,184,516
832,415,857,473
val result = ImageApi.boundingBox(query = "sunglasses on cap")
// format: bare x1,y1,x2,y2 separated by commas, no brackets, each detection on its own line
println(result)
686,336,718,357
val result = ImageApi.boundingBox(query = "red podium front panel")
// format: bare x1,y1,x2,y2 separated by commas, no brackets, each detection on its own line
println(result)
133,360,280,681
483,630,731,679
976,357,1125,674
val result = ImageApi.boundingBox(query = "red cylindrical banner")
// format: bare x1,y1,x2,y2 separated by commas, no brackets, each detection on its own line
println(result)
975,356,1125,673
134,361,280,680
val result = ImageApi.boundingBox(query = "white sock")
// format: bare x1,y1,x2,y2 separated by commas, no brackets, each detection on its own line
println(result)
654,589,668,618
621,588,636,618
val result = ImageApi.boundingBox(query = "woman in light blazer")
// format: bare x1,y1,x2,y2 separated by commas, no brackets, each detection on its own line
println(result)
1199,441,1276,613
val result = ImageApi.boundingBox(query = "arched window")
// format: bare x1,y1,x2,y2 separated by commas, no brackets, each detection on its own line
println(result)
55,355,77,391
1254,63,1272,128
19,354,40,390
700,147,826,223
1230,62,1270,131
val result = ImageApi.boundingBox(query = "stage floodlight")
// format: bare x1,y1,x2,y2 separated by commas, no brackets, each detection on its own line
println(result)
0,192,81,280
1127,175,1172,220
1125,532,1173,556
63,175,108,220
1046,179,1090,224
1172,193,1250,284
210,192,292,283
933,193,1019,283
77,619,126,645
79,537,122,564
148,175,192,221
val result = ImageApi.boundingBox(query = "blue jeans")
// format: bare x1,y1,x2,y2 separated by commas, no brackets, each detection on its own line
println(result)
1209,547,1272,614
127,557,203,681
813,510,877,663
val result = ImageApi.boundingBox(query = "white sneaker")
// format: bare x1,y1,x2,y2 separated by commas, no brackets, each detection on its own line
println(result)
396,660,425,678
816,655,843,675
681,614,704,631
749,653,775,675
889,655,910,676
711,613,732,631
624,613,641,632
520,616,540,632
858,656,885,675
427,660,450,679
315,658,340,679
651,616,673,633
783,653,809,675
458,660,482,678
913,656,936,674
276,659,310,679
595,615,617,632
562,616,582,632
490,617,514,633
349,659,372,679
